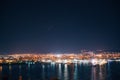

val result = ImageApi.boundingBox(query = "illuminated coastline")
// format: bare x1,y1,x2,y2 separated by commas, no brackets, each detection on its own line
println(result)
0,51,120,65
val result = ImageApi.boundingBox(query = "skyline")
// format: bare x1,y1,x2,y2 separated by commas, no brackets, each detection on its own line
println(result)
0,0,120,53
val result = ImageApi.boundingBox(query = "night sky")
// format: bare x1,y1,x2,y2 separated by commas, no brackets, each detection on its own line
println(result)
0,0,120,53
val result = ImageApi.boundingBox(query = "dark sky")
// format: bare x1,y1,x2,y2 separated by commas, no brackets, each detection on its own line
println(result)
0,0,120,53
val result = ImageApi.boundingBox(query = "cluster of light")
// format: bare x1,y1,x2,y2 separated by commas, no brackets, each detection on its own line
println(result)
56,54,61,58
91,59,107,65
56,59,62,63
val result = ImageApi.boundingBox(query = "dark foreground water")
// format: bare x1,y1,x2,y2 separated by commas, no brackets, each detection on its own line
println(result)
0,62,120,80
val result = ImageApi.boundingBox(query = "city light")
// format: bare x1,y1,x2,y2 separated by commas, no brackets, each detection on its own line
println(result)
0,52,120,66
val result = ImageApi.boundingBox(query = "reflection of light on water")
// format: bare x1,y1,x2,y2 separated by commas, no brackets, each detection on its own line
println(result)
0,63,110,80
19,64,22,80
51,62,55,68
9,64,12,70
108,62,111,80
42,64,45,80
58,64,62,80
91,64,107,80
50,62,55,77
0,66,2,79
47,64,50,68
28,64,31,80
28,63,30,68
42,64,45,69
27,63,31,80
19,65,21,75
91,67,97,80
51,63,55,70
19,75,22,80
0,66,2,72
64,64,68,80
74,63,78,80
99,65,107,80
99,65,103,80
9,64,12,73
9,64,12,80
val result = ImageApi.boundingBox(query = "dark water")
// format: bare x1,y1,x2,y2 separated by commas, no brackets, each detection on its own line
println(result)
0,62,120,80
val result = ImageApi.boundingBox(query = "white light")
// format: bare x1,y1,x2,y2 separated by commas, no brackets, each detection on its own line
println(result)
63,59,67,63
56,54,61,57
56,59,62,63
